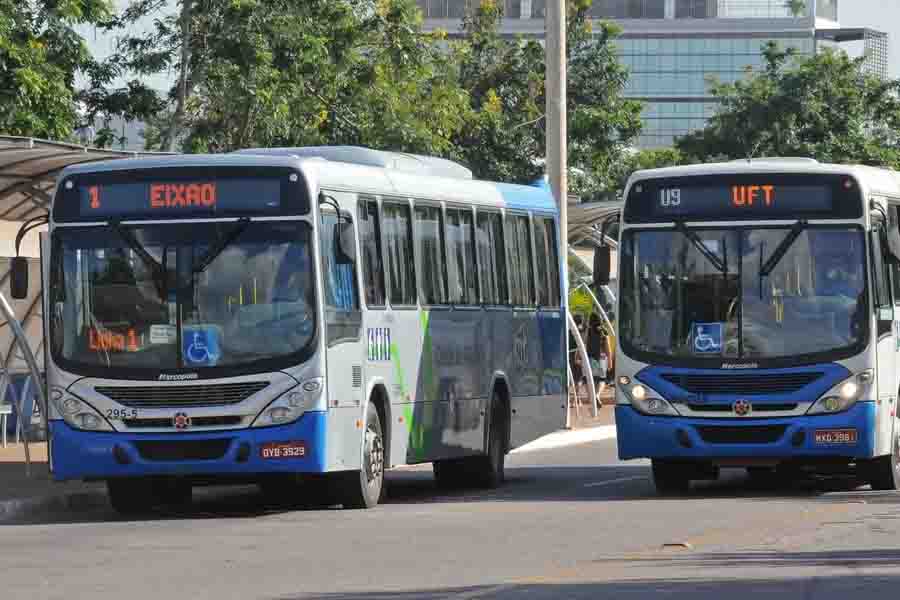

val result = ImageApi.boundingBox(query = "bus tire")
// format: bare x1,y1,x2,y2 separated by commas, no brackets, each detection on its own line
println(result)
107,479,156,516
472,394,507,489
652,460,690,495
335,401,385,509
868,435,900,491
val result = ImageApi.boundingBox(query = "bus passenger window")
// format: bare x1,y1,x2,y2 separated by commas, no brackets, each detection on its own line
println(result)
383,202,417,306
414,204,448,305
447,208,479,305
476,211,508,305
358,199,386,307
544,219,561,307
533,218,550,306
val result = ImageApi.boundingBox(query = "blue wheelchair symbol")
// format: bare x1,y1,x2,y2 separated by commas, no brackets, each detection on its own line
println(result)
692,323,723,355
183,327,221,366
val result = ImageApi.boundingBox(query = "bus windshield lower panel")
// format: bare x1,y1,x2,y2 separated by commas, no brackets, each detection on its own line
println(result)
619,225,868,364
49,221,316,376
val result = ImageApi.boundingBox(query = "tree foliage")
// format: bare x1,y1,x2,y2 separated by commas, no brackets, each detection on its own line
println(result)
0,0,112,139
677,44,900,167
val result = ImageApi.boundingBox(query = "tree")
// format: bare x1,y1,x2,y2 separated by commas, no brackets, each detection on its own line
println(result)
606,147,686,199
0,0,112,140
99,0,469,153
785,0,806,17
677,44,900,167
449,0,642,192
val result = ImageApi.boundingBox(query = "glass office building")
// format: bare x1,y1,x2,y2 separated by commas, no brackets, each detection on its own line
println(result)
418,0,887,148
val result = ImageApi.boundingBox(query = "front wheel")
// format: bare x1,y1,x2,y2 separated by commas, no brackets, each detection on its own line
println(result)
335,402,385,509
868,435,900,491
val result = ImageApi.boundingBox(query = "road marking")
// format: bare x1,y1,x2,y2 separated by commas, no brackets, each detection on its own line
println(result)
583,475,646,488
510,425,617,454
441,583,517,599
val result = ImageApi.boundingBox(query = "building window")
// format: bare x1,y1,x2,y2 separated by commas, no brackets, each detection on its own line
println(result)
675,0,717,18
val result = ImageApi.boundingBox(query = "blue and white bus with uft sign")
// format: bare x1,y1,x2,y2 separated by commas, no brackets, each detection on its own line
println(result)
13,147,566,513
601,158,900,493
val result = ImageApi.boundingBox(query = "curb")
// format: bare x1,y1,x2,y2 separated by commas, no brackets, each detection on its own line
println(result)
0,490,108,524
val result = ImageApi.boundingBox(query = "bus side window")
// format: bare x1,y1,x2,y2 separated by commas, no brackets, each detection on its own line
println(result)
533,217,551,307
891,206,900,304
383,201,417,306
358,199,386,308
320,210,361,344
414,204,448,306
872,227,892,310
476,211,508,305
505,213,535,307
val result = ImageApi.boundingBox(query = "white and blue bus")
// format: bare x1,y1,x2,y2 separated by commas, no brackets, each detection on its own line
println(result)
16,147,566,513
603,158,900,493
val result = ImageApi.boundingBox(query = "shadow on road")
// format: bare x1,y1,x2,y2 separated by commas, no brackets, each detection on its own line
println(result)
3,463,893,526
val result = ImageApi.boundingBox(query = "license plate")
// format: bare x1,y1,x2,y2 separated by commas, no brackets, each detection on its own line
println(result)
260,441,306,459
814,429,858,445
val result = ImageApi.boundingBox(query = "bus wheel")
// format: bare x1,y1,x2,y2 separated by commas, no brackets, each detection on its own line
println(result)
651,460,690,495
107,479,156,516
473,395,507,489
868,435,900,491
336,401,385,509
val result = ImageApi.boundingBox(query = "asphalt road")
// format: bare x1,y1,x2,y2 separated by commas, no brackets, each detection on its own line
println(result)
5,437,900,599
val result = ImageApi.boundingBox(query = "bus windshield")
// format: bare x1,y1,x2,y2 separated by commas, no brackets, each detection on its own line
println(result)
49,220,316,375
619,225,868,363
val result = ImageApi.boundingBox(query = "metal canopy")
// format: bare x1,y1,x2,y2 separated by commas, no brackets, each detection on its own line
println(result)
567,200,622,248
0,135,168,222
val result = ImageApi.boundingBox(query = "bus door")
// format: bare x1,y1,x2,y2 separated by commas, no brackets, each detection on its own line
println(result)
870,220,897,454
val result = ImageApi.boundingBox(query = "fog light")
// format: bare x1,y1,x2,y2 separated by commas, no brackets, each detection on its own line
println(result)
268,407,291,423
286,392,303,408
823,397,841,412
75,413,101,429
62,397,81,414
647,398,662,412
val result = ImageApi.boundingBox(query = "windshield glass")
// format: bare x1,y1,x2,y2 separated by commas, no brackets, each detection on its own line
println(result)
50,221,316,375
619,226,867,362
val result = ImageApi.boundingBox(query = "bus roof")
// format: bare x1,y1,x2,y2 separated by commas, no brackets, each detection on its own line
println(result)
58,150,558,214
629,158,900,198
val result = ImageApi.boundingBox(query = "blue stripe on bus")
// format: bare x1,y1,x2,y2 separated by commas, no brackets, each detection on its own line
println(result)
495,183,557,213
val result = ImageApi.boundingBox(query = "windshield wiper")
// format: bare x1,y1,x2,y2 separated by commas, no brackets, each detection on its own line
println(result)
675,222,726,273
760,220,806,277
193,217,251,274
109,220,167,298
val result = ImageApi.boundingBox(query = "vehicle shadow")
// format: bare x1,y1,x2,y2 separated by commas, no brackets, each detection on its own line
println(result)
1,463,891,527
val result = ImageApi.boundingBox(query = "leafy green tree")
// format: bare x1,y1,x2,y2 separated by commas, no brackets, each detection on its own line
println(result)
0,0,112,139
677,44,900,167
99,0,469,153
450,0,642,192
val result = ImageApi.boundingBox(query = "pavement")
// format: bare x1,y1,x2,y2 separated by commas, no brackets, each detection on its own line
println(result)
5,423,900,599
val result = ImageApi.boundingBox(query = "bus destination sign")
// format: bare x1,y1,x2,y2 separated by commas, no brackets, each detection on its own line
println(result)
652,183,833,218
78,178,282,218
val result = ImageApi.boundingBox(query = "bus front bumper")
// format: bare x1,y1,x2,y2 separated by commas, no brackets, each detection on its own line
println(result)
615,402,877,462
48,411,328,481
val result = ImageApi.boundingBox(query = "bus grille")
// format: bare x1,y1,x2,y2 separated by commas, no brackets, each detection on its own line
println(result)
123,416,244,429
696,425,788,444
134,439,232,461
662,373,822,395
95,382,269,408
686,403,798,413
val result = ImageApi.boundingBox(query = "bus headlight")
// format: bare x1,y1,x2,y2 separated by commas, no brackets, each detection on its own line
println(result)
619,380,679,417
50,388,113,432
251,378,324,428
807,370,874,415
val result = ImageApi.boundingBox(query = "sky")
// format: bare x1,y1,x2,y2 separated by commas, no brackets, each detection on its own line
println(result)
838,0,900,77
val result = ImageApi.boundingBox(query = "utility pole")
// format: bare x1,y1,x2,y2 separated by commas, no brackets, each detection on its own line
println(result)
546,0,567,282
546,0,571,424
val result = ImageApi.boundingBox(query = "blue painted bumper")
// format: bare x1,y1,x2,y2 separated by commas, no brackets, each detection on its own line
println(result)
616,402,877,461
49,411,327,481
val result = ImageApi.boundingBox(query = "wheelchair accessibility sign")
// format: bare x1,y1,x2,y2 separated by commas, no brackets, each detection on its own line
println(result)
183,325,222,366
692,323,723,355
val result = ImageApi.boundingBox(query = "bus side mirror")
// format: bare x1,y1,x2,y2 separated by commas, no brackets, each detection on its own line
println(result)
593,246,611,288
10,257,27,300
334,221,355,265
